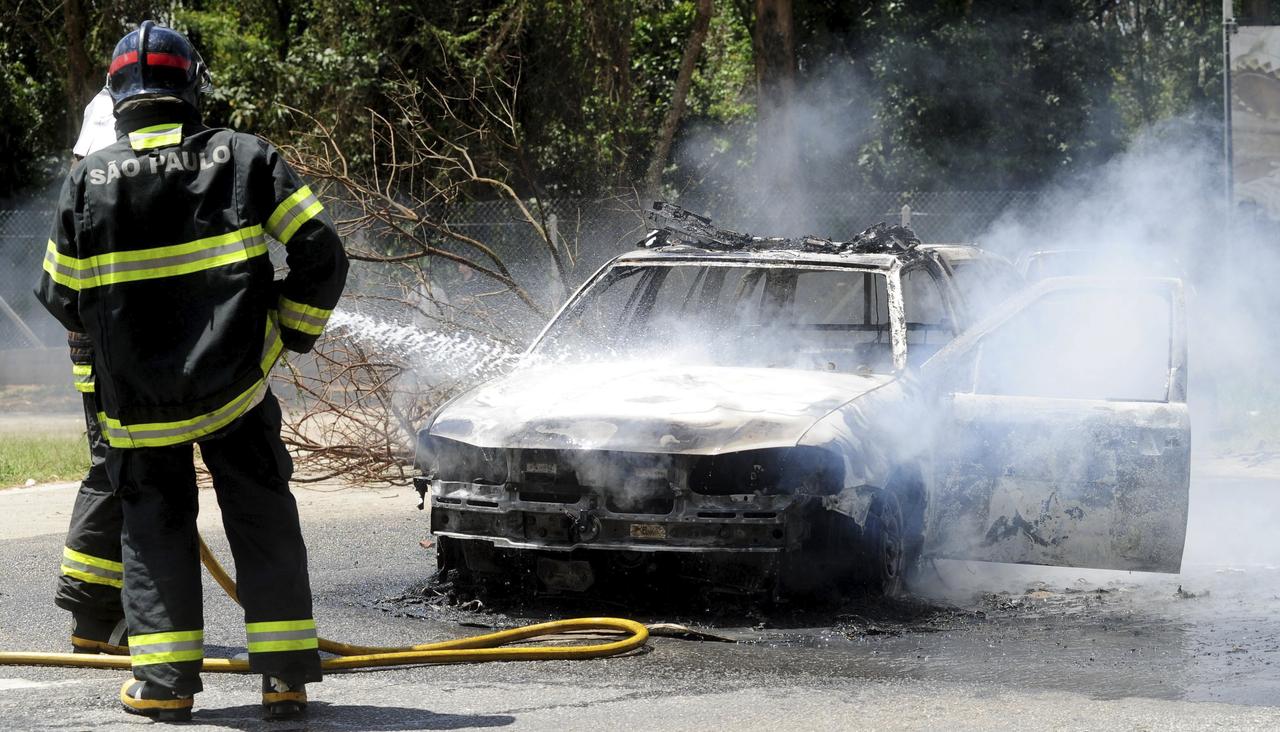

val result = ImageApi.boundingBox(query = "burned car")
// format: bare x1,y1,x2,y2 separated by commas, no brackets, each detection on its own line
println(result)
414,204,1190,597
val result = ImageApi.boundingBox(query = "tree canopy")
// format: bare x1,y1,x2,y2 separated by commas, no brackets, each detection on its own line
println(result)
0,0,1234,199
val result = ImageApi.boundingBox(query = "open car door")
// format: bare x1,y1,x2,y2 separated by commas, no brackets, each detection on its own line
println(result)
920,277,1189,572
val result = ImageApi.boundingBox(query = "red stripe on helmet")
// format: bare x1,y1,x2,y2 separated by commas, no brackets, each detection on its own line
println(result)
145,52,192,71
108,50,191,76
108,51,138,75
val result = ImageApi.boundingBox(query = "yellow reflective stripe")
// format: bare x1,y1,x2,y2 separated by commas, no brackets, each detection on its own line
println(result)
267,187,313,232
278,298,332,319
43,240,79,290
245,619,316,633
128,123,184,151
267,186,324,244
133,123,179,133
131,649,204,665
72,363,95,393
278,314,322,335
130,630,204,664
51,226,262,269
98,317,282,449
262,311,284,372
63,546,123,573
99,380,266,448
131,630,203,646
278,297,331,336
43,227,268,291
278,200,323,243
246,619,318,654
248,638,319,653
130,132,182,151
61,566,123,588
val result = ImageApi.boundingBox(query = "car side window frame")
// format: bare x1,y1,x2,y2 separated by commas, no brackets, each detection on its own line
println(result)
921,278,1186,405
898,260,962,368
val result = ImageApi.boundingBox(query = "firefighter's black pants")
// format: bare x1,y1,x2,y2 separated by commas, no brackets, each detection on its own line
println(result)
55,392,123,622
108,392,322,695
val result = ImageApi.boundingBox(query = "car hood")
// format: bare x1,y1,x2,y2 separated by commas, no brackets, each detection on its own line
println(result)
428,361,893,454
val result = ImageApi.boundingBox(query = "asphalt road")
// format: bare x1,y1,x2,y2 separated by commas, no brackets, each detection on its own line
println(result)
2,461,1280,730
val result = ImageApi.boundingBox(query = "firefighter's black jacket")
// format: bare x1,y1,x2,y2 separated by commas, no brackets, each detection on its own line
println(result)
36,108,348,448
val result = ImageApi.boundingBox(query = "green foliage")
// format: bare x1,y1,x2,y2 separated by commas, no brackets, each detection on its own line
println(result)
0,1,1232,199
689,9,755,122
864,4,1127,190
0,22,64,195
176,0,389,162
1106,1,1222,136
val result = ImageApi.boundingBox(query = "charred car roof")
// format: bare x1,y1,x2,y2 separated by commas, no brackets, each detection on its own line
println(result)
626,201,931,270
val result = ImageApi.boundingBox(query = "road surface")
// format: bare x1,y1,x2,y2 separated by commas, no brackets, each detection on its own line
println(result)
1,459,1279,730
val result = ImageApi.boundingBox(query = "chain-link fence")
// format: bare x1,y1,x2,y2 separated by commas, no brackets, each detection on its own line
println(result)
0,208,58,349
0,191,1039,349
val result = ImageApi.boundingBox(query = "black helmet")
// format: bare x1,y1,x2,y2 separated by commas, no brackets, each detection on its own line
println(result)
107,20,211,110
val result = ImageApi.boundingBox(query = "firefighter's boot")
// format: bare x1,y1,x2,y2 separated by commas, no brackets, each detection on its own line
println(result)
119,678,193,722
71,614,129,655
262,675,307,720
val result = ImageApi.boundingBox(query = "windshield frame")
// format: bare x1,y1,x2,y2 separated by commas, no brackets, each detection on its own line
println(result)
527,257,910,373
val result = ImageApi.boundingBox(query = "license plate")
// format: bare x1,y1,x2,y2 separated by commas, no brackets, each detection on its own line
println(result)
630,523,667,540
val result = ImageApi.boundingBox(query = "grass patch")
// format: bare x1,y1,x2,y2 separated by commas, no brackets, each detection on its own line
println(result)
0,433,89,488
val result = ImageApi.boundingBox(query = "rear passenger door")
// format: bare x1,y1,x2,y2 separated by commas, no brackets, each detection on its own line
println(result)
920,278,1190,572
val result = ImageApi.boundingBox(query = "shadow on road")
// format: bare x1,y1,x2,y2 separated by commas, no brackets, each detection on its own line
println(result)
193,702,515,730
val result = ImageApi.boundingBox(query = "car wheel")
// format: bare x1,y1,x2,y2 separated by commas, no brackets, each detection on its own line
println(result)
434,535,473,582
860,491,907,596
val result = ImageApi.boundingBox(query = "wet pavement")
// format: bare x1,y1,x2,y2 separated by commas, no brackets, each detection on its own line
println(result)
1,464,1279,729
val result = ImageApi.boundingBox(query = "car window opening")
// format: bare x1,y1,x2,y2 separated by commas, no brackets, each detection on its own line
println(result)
537,264,895,375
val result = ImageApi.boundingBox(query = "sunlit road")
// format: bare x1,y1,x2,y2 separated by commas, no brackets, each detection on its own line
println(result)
1,458,1279,730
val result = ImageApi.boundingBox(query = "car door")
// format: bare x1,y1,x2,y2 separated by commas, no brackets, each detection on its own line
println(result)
919,277,1189,572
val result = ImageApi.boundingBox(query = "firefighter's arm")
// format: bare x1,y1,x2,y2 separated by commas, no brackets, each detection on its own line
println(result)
256,141,349,353
34,172,85,333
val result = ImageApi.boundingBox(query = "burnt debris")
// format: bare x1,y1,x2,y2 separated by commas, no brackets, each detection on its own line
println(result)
641,201,922,255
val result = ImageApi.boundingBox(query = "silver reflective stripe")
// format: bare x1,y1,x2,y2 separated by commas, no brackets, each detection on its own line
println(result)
44,252,79,282
61,558,122,582
268,192,321,241
129,639,203,656
101,380,267,442
92,234,262,278
279,307,326,330
109,619,129,647
45,233,266,280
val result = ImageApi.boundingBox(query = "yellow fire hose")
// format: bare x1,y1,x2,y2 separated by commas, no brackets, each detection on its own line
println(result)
0,535,648,672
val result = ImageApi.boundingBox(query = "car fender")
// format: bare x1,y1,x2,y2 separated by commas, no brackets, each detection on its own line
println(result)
797,376,923,527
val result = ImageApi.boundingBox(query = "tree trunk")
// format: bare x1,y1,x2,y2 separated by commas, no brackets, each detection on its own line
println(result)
752,0,796,196
644,0,714,193
1243,0,1270,24
63,0,94,146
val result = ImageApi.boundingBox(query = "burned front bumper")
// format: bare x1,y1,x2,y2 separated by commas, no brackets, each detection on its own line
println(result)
414,477,811,554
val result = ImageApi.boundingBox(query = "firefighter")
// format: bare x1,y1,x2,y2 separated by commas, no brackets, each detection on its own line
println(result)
56,87,129,660
35,21,348,722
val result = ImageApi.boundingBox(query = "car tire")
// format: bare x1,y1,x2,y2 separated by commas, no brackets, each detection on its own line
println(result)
860,491,908,596
435,535,473,583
